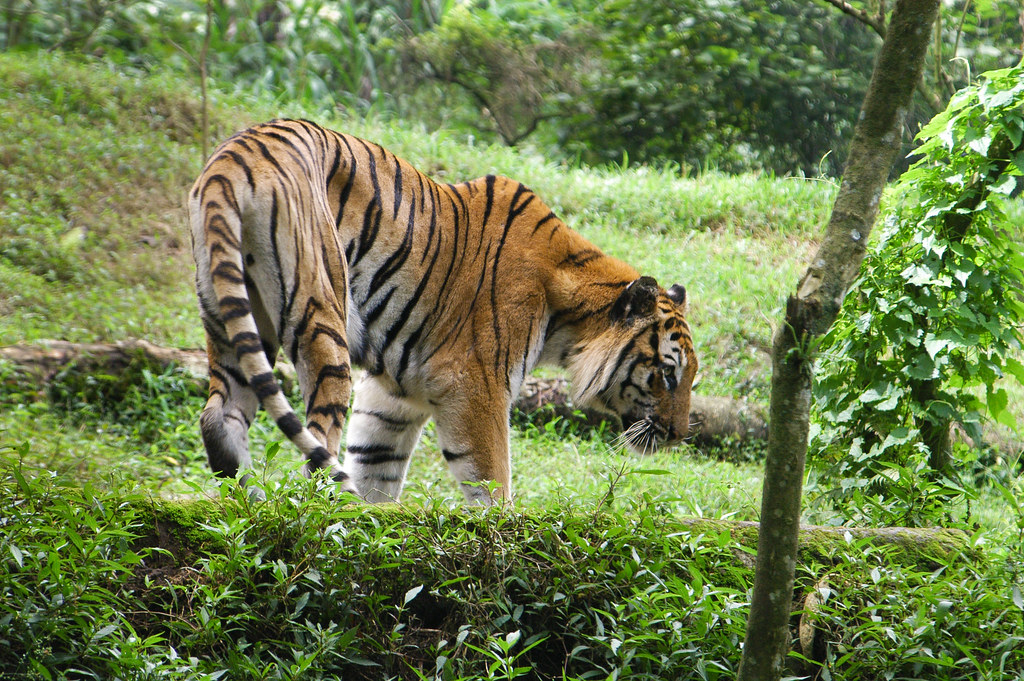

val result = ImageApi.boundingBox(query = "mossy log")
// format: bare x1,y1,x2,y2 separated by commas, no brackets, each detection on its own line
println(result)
136,495,974,576
0,340,770,448
0,339,208,384
4,340,1019,454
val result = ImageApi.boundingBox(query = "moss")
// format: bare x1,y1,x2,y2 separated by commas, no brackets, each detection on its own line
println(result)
131,496,226,563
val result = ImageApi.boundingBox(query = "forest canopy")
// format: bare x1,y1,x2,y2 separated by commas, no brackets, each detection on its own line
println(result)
2,0,1020,175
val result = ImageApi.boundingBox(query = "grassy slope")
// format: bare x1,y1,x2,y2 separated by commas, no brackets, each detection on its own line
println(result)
2,52,1024,680
2,52,1022,520
1,52,823,516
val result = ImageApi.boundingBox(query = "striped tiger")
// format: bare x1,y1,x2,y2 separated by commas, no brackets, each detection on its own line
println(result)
189,119,697,504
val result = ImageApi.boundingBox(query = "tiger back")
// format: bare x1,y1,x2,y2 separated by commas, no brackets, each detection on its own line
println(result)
189,119,698,504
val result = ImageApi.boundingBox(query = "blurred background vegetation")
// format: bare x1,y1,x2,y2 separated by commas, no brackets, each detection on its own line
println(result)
3,0,1019,176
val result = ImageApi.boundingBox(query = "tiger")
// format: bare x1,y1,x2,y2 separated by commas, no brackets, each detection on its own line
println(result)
189,119,697,505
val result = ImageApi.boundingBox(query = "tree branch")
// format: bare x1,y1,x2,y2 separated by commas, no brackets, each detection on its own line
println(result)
818,0,886,37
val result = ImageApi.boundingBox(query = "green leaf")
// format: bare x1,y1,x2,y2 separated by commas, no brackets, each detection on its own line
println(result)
875,393,900,411
92,624,118,641
1005,357,1024,384
989,173,1018,196
404,584,424,606
983,88,1013,110
968,133,992,156
986,387,1008,420
293,590,310,617
923,337,949,359
9,544,23,568
859,387,889,404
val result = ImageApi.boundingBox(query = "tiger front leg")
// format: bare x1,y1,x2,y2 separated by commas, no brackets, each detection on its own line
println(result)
433,399,513,505
343,374,431,503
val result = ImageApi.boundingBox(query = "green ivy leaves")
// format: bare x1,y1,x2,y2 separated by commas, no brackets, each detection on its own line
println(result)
810,62,1024,526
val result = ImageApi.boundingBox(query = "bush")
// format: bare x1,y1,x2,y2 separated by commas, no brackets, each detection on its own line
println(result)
810,64,1024,526
565,0,878,175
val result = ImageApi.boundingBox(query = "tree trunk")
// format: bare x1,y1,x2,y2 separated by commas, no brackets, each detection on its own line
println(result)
736,2,940,679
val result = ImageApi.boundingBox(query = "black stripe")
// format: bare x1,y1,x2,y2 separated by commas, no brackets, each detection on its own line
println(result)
420,183,438,265
334,136,358,226
417,170,427,215
250,372,280,399
579,335,636,400
350,445,408,466
419,240,490,366
206,214,240,249
305,364,352,410
442,449,469,462
560,249,602,268
218,363,249,388
325,141,342,188
261,130,315,178
276,412,303,438
348,443,396,455
291,298,323,361
353,409,413,429
481,175,495,229
531,211,558,235
308,403,347,425
219,296,251,321
247,135,290,177
354,140,383,264
202,175,242,216
310,323,348,350
230,331,263,356
369,201,417,293
392,152,403,219
489,184,533,369
218,150,255,190
268,192,291,349
308,445,331,468
363,287,397,329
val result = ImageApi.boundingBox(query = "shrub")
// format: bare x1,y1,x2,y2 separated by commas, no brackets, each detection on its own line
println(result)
810,64,1024,526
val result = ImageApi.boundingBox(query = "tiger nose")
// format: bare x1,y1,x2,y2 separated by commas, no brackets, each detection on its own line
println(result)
666,423,687,442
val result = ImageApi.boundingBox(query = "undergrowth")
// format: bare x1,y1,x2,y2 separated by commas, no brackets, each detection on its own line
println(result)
3,464,1022,680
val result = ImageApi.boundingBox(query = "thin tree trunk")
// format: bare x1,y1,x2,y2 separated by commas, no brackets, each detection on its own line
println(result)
736,2,940,679
199,0,213,161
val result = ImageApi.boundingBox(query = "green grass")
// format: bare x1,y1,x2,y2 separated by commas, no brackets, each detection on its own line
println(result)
2,50,1024,679
2,51,1021,518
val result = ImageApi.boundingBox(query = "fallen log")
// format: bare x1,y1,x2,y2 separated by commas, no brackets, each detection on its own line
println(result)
0,339,208,384
1,340,769,448
514,375,768,449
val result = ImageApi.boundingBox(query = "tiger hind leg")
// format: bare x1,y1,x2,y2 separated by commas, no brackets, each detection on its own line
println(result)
290,293,354,484
200,338,260,479
343,374,430,503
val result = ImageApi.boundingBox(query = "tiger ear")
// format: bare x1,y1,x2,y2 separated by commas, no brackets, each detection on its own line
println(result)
610,276,659,323
667,283,687,309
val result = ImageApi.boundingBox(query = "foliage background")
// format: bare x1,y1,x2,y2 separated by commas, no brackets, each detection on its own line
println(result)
2,0,1020,174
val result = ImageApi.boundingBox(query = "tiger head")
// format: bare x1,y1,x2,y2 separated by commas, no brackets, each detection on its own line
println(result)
570,276,698,453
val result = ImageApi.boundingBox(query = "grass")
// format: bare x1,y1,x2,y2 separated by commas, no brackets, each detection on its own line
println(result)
1,49,1024,679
